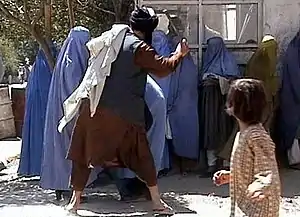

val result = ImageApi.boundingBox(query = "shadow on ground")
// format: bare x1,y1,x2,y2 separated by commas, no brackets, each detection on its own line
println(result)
0,164,300,217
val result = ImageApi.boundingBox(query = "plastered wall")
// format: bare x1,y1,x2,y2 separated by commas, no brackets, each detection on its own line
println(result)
263,0,300,58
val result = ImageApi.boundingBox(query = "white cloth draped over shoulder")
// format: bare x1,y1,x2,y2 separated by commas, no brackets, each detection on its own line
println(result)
58,24,130,132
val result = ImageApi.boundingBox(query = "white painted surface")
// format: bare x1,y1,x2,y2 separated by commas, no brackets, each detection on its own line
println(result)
0,140,21,163
263,0,300,61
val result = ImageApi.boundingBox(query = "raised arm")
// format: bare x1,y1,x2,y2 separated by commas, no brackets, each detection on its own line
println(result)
134,40,188,77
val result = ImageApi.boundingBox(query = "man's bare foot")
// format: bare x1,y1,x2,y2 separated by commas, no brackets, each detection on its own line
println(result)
153,200,174,215
65,191,81,213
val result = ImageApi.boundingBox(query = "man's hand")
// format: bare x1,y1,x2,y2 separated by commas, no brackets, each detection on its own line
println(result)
176,38,189,57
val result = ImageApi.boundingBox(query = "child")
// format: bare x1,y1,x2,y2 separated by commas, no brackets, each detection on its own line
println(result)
213,79,281,217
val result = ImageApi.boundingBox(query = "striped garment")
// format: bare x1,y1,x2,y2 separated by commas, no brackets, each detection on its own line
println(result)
230,124,281,217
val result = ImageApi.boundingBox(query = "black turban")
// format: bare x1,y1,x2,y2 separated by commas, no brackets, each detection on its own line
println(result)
130,6,159,45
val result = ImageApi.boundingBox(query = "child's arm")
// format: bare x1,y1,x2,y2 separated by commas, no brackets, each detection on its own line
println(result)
247,134,279,196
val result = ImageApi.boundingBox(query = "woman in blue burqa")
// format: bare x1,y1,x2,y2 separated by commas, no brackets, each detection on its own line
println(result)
199,36,240,177
40,27,102,200
18,45,56,176
151,30,199,171
277,31,300,168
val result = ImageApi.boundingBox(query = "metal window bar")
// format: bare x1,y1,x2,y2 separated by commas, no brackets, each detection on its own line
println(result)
136,0,263,66
203,0,260,5
139,1,199,5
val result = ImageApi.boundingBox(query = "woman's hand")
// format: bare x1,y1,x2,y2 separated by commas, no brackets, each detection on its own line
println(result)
213,170,230,186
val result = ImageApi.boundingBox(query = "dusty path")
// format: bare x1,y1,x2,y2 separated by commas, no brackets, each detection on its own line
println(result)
0,161,300,217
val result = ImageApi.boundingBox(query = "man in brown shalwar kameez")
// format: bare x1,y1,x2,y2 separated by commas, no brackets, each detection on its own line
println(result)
66,7,189,215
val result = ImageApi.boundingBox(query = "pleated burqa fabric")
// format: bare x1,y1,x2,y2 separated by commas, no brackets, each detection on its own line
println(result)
18,47,55,176
167,42,200,160
199,37,238,157
202,37,241,78
199,78,234,151
151,30,199,160
277,31,300,151
219,36,279,161
40,27,101,190
245,35,279,130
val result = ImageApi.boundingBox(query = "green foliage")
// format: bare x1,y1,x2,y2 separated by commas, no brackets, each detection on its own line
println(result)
0,16,38,64
0,36,19,76
0,0,134,65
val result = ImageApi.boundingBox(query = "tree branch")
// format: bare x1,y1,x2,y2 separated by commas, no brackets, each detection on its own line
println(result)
44,0,52,41
23,0,31,24
76,0,115,16
89,0,115,16
0,3,30,33
67,0,75,28
76,0,89,7
112,0,122,21
31,2,44,26
94,6,115,16
30,24,55,70
75,9,98,22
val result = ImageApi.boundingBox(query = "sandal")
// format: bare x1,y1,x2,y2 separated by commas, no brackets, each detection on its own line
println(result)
64,207,79,216
153,207,175,216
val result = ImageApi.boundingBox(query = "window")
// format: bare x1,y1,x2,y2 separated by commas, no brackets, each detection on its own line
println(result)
136,1,200,46
202,3,259,45
137,0,262,46
136,0,263,66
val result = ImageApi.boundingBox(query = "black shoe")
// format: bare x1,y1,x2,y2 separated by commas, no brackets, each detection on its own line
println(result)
0,161,7,172
119,178,151,202
55,190,64,201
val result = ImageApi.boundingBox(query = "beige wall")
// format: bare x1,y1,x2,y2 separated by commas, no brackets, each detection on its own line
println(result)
263,0,300,56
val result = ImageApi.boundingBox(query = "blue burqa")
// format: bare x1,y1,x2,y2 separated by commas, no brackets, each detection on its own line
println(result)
202,37,241,78
18,48,55,176
151,31,172,165
278,31,300,150
167,35,200,159
40,27,100,190
151,31,172,97
151,30,199,159
117,75,168,178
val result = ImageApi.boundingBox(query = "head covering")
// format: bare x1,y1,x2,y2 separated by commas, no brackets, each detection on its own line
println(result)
245,35,279,100
277,31,300,150
51,26,90,97
202,37,241,78
130,6,159,45
156,13,170,34
40,26,94,190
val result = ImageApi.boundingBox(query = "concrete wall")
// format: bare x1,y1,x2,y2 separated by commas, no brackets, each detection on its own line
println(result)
264,0,300,59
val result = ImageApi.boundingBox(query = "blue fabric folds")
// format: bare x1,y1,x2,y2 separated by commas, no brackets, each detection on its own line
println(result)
18,46,55,176
151,30,199,159
278,31,300,150
202,37,241,78
151,31,172,97
167,38,200,159
40,27,91,190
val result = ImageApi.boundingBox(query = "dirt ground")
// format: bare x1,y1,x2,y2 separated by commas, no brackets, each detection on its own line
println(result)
0,160,300,217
